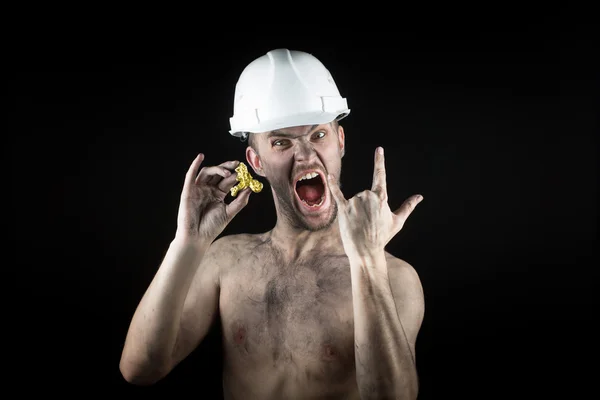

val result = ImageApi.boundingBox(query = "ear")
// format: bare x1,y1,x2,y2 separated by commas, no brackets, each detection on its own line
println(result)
246,145,265,177
338,125,346,158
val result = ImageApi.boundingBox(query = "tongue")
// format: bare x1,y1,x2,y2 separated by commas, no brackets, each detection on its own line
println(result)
297,185,321,203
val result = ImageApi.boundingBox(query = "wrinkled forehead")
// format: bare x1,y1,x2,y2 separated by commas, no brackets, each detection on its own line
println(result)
263,123,333,139
271,124,317,136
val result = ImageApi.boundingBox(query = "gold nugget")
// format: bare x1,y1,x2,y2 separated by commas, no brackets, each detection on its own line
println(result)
230,162,263,197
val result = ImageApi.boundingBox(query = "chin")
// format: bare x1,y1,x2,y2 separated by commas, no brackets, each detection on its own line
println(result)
297,201,338,232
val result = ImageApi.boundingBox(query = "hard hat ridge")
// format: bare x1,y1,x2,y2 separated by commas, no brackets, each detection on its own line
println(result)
229,48,350,137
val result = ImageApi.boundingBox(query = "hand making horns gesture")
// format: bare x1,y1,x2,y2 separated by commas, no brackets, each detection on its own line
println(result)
328,147,423,259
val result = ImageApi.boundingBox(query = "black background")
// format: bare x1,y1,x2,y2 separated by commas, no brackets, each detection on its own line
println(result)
10,13,596,399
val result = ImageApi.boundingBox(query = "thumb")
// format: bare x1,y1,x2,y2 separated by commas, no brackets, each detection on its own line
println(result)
226,187,252,221
327,174,347,207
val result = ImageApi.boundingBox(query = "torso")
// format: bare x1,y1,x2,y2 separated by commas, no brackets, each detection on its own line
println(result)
218,233,361,400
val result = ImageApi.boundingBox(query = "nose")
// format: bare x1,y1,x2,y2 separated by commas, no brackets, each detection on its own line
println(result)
293,140,317,162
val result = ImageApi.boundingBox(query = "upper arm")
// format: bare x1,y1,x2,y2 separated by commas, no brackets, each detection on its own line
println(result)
170,236,228,367
387,256,425,357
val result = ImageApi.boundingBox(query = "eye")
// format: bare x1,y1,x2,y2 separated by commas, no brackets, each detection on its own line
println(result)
313,131,326,140
272,139,288,147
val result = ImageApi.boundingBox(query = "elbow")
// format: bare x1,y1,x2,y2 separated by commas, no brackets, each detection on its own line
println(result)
119,354,169,386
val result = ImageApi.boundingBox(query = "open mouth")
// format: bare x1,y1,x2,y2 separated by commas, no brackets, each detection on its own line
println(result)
294,171,326,208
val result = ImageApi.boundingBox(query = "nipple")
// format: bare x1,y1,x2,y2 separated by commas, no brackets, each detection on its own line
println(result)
230,162,263,197
233,325,247,345
321,343,337,361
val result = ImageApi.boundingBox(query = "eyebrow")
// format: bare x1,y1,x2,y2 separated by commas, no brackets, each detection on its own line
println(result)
267,124,319,139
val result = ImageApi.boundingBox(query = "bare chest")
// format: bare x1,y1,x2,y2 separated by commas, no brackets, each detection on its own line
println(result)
219,250,356,385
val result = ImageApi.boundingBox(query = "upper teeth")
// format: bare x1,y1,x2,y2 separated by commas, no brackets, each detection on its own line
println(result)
298,172,319,181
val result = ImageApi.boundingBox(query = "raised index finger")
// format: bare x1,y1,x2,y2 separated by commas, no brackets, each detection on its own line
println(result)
371,147,387,198
184,153,205,189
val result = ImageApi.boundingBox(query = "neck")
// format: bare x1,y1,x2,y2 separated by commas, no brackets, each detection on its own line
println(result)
268,215,344,263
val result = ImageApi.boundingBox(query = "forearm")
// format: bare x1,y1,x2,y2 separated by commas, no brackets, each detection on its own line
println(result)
121,238,208,373
350,251,418,400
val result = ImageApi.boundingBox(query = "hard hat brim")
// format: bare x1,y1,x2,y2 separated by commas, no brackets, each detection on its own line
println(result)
230,109,350,137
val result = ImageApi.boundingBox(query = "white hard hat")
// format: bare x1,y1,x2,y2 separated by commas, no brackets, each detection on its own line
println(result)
229,48,350,137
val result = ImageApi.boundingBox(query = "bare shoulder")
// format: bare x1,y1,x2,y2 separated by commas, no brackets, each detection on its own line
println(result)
208,232,267,267
384,253,425,350
211,232,265,252
384,253,425,318
384,252,422,290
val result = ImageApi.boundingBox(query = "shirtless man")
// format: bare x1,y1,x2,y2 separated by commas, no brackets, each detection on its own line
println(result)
119,49,425,399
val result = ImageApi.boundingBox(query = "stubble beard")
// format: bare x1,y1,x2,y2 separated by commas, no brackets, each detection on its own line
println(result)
269,178,339,232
